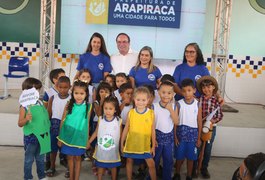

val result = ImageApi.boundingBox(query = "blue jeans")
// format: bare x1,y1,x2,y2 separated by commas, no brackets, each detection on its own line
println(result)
202,126,216,169
24,143,45,180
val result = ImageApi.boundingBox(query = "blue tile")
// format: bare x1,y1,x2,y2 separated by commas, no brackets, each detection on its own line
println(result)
250,61,254,65
19,43,23,47
253,65,258,70
229,55,233,59
233,60,237,64
263,57,265,61
32,48,36,52
246,56,250,60
58,49,60,53
6,46,10,51
236,64,241,68
207,58,211,62
258,61,262,66
241,60,246,64
55,44,58,49
2,42,6,46
28,52,32,56
37,44,40,48
15,47,19,51
11,51,15,55
24,47,28,52
0,46,2,50
62,54,66,58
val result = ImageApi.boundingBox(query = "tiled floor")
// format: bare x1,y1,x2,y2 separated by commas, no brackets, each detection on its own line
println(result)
0,146,242,180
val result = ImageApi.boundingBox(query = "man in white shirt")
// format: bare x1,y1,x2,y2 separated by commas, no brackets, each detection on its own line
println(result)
111,33,138,75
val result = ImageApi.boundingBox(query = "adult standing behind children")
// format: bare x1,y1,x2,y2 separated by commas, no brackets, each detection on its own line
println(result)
129,46,162,89
111,33,138,75
172,43,210,101
74,32,112,86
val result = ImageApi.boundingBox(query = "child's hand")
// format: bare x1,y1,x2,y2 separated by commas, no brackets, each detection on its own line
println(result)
151,146,155,157
25,112,32,122
57,141,62,148
120,144,124,154
86,142,91,150
175,137,179,146
155,140,158,147
196,139,201,148
123,97,131,105
218,96,225,106
105,92,110,98
165,101,173,111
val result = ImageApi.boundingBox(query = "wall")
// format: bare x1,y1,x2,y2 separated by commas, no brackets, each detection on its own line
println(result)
0,0,61,43
202,0,265,105
0,0,265,105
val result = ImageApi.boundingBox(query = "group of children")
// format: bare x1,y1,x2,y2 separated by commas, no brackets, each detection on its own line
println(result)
19,68,223,180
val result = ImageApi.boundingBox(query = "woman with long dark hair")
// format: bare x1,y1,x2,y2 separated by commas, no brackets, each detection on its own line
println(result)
74,32,112,86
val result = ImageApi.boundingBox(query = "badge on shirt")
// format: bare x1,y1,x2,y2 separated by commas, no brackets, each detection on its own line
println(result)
98,63,104,70
148,74,155,81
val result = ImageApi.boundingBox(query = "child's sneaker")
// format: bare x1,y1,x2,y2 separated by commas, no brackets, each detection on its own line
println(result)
172,173,181,180
192,169,198,179
201,168,210,179
186,176,192,180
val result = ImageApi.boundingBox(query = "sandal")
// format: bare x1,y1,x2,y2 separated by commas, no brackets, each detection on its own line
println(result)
46,168,56,177
64,169,70,178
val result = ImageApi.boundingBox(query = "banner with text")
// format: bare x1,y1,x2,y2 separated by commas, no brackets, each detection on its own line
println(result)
86,0,182,28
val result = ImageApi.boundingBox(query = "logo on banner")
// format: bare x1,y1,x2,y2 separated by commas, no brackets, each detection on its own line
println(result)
86,0,109,24
89,0,106,16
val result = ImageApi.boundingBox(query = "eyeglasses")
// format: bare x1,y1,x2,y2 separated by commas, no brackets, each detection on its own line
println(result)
185,50,196,54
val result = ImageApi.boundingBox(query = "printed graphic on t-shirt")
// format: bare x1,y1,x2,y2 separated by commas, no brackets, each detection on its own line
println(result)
98,134,115,150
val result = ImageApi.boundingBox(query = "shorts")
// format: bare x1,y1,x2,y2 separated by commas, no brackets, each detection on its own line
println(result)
174,141,198,160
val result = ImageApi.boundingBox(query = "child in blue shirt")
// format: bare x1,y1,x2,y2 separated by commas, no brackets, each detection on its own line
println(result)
173,79,202,180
